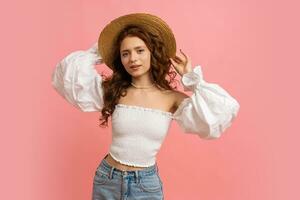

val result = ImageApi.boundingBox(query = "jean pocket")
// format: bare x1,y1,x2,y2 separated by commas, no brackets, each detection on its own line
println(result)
137,173,162,193
93,169,109,185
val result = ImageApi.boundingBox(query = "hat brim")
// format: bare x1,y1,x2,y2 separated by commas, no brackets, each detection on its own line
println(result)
98,13,176,69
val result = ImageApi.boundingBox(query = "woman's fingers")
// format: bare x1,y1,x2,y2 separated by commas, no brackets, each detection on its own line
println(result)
170,49,192,75
179,49,189,61
175,55,184,63
169,58,176,66
170,57,179,65
170,49,190,66
170,58,179,72
175,50,187,63
174,56,182,63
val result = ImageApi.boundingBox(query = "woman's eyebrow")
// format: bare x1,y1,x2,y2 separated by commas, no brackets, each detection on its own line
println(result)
121,46,145,52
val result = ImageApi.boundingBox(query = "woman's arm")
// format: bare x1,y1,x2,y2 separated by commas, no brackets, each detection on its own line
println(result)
172,65,240,139
51,43,104,112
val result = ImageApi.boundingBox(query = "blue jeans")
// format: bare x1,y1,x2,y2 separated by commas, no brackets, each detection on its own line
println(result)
92,154,164,200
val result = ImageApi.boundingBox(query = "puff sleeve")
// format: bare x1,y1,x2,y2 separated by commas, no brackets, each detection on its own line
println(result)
51,43,104,112
173,65,240,139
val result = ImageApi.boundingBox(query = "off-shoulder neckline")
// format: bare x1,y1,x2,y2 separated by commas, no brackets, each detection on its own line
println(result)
115,103,174,117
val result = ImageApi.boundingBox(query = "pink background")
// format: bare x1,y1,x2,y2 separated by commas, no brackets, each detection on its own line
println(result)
1,0,299,199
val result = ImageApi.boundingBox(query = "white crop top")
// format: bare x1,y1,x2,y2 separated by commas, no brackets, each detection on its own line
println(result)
51,43,240,167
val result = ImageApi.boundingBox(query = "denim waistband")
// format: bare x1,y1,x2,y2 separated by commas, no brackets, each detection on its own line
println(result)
97,154,159,178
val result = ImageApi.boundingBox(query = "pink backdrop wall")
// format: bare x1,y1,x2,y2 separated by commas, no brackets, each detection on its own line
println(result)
2,0,299,199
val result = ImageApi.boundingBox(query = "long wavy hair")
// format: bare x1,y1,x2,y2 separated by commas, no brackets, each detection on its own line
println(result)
99,24,178,127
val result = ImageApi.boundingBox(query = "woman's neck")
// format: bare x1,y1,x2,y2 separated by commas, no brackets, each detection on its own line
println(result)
131,74,155,88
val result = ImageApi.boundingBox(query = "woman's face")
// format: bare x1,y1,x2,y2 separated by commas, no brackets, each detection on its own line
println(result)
120,36,151,77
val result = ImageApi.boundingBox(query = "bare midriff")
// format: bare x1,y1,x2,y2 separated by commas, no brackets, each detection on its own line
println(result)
104,153,147,171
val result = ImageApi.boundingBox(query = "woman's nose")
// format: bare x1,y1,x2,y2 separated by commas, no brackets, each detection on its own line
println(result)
129,52,138,62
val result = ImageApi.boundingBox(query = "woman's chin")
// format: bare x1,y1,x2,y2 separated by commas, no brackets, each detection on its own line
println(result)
129,70,145,77
126,68,150,77
129,73,142,77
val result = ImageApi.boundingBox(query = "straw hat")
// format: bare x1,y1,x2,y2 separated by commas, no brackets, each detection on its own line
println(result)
98,13,176,69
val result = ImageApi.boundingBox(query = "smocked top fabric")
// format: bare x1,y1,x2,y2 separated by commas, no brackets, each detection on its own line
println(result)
51,42,240,167
110,104,173,167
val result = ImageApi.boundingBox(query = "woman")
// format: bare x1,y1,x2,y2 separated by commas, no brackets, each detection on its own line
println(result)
52,13,240,200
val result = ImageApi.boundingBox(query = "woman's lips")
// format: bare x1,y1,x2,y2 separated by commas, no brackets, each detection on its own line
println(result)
130,65,141,70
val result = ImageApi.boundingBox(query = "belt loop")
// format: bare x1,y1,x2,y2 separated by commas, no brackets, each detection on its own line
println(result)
104,154,109,159
134,170,139,184
109,167,114,179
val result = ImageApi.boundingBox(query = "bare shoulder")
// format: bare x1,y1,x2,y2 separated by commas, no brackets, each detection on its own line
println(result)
164,89,189,109
157,88,190,113
173,90,189,107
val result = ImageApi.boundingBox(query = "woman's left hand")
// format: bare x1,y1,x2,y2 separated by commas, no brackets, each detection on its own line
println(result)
169,49,192,76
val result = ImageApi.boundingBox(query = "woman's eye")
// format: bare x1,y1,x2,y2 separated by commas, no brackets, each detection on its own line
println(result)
122,50,143,57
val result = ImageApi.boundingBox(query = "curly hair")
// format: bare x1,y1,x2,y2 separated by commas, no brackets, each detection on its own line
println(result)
99,24,179,127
